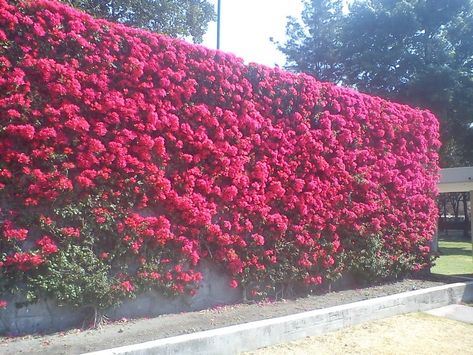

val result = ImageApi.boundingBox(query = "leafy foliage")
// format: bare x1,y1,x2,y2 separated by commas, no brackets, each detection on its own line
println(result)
28,244,120,309
61,0,215,43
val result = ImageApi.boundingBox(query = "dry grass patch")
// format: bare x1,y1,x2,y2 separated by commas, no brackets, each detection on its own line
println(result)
246,313,473,355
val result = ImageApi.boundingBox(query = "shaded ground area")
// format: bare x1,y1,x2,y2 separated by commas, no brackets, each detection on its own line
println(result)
432,236,473,277
0,277,450,355
246,313,473,355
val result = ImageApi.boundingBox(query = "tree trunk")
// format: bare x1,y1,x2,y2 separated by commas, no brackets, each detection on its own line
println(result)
448,193,461,221
462,192,469,238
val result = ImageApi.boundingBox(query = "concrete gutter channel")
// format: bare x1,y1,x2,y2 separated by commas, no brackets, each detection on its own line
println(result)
85,281,473,355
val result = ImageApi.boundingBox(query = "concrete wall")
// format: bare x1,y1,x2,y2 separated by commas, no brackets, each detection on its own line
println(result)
0,261,241,335
86,281,473,355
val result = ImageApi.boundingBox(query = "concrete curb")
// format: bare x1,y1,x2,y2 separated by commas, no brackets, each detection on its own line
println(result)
426,304,473,324
84,281,473,355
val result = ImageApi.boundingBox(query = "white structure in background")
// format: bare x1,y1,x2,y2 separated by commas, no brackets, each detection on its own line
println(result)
439,167,473,193
437,167,473,256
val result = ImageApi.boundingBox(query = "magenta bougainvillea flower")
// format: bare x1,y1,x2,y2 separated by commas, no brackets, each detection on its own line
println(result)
0,0,440,307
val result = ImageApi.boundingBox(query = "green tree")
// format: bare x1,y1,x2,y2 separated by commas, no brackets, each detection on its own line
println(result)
281,0,473,167
282,0,344,83
62,0,215,43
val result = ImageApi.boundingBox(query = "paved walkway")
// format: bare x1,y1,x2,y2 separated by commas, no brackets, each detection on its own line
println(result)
425,304,473,324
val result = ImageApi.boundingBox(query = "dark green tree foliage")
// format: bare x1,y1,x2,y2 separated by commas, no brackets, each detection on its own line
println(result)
282,0,473,166
62,0,215,43
283,0,344,82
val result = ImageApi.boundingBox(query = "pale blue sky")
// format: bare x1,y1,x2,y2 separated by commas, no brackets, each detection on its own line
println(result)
201,0,304,68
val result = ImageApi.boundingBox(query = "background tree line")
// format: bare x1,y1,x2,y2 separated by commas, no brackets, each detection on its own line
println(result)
61,0,215,44
280,0,473,168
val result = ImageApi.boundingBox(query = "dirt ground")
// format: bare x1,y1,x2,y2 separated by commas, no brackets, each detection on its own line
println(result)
246,313,473,355
0,276,454,354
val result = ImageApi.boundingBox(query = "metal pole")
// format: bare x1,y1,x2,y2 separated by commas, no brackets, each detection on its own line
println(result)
217,0,221,49
470,190,473,259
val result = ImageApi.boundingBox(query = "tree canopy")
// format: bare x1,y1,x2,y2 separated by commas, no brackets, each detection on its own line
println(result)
281,0,473,167
62,0,215,43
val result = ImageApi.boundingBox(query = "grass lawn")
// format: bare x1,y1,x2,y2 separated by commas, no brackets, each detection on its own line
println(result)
431,236,473,277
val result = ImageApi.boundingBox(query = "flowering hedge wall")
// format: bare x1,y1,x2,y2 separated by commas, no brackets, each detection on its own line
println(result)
0,0,440,312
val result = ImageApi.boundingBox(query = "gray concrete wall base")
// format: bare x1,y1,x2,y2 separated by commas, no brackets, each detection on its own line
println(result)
0,261,241,335
85,281,473,355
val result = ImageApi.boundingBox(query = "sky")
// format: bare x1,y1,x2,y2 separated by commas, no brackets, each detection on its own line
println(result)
201,0,304,68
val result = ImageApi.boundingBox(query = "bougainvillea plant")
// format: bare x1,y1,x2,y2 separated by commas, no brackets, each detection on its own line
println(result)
0,0,440,321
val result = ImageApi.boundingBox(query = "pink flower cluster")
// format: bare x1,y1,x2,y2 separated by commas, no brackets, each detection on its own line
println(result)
0,0,440,300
